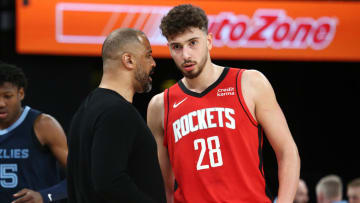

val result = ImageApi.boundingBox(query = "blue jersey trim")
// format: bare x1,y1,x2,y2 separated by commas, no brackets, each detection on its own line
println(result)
0,106,31,136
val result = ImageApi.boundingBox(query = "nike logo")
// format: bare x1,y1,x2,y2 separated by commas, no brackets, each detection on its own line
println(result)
173,97,188,108
48,194,53,201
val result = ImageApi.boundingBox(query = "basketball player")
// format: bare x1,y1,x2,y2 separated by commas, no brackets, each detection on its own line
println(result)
66,28,166,203
0,63,68,202
147,4,300,203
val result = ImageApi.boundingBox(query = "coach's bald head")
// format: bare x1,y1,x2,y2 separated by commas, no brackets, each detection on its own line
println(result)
101,28,146,69
99,28,156,101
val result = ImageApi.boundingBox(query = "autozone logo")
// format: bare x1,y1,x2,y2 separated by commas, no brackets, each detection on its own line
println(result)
208,9,338,50
56,3,337,50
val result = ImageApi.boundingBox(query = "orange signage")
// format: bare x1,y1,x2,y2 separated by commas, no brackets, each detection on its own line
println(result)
16,0,360,61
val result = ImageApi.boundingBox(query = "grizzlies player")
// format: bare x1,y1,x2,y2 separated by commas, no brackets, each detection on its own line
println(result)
0,63,68,202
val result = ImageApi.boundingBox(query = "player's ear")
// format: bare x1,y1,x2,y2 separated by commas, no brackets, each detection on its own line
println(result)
18,87,25,101
121,52,136,70
207,32,213,50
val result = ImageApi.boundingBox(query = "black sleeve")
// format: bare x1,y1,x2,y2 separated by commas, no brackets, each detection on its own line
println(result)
91,105,156,203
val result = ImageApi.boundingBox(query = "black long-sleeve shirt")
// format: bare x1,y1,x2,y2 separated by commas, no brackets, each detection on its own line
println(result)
67,88,166,203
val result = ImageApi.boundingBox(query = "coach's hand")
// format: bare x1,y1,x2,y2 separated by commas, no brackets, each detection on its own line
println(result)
12,188,43,203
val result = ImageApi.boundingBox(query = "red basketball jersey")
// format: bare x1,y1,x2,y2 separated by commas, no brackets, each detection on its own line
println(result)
163,68,272,203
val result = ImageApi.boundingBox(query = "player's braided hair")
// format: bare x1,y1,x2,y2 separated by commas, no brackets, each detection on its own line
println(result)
160,4,208,39
0,62,28,90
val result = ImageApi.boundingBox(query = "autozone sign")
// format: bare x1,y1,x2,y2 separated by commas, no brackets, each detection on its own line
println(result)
16,0,360,61
208,9,337,50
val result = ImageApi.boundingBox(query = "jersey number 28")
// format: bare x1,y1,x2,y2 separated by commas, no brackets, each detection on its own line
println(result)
194,136,223,170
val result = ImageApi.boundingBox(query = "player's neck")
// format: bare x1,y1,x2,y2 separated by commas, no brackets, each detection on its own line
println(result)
182,63,224,93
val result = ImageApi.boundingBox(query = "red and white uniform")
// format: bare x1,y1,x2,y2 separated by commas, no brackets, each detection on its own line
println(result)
163,68,272,203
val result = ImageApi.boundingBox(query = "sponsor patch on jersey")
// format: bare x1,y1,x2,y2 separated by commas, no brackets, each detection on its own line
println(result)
217,87,235,96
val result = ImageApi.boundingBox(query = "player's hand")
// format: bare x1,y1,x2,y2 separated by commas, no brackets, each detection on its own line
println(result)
12,188,43,203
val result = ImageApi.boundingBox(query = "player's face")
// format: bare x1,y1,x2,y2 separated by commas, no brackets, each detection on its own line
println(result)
0,82,24,129
348,186,360,203
167,27,212,79
134,35,156,93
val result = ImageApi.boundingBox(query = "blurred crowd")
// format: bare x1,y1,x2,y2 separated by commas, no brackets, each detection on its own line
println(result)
293,176,360,203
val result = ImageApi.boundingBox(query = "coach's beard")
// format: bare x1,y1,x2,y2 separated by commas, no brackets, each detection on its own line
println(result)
135,66,153,93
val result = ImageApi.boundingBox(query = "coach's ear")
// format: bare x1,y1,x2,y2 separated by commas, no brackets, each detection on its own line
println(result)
121,52,136,70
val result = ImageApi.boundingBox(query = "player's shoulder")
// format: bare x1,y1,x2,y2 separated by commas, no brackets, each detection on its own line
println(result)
242,69,266,79
34,113,58,129
33,113,64,145
241,69,275,103
147,92,166,131
147,92,166,122
241,69,270,89
148,92,165,110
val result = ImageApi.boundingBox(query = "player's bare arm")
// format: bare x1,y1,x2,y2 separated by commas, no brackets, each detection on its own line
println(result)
147,93,175,203
34,114,68,167
242,70,300,203
13,114,68,203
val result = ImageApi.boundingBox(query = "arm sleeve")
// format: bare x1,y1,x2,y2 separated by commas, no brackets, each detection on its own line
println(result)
91,105,157,203
39,179,67,202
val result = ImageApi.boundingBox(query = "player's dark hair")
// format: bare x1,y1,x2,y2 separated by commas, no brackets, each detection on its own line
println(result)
0,63,28,90
160,4,208,39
